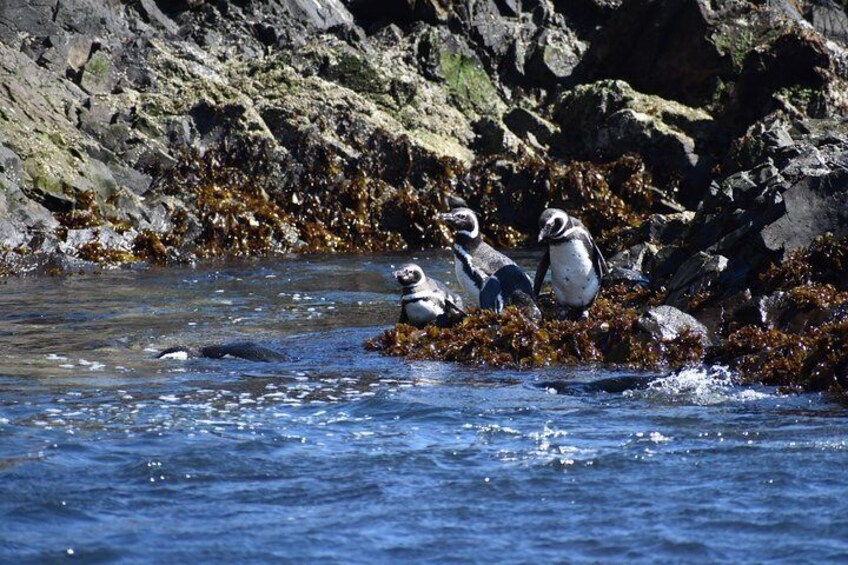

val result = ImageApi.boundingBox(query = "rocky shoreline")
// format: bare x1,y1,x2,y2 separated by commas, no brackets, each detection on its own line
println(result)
1,0,847,396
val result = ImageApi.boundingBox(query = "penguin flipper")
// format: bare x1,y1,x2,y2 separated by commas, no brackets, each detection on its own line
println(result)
432,279,465,312
533,249,550,297
480,276,504,313
398,309,410,325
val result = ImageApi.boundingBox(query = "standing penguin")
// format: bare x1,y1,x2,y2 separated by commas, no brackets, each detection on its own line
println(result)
393,263,465,328
534,208,607,316
438,207,539,316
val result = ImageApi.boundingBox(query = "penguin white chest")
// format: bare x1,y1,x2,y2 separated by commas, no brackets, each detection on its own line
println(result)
550,240,600,308
405,296,443,324
454,255,482,307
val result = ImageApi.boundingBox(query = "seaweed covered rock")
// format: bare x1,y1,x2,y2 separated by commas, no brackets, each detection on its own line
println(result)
367,284,705,370
709,234,848,398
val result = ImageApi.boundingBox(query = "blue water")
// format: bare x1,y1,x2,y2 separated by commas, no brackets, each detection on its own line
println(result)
1,254,847,563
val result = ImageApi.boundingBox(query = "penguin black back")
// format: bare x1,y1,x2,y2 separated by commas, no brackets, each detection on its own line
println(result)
438,207,521,306
480,265,541,319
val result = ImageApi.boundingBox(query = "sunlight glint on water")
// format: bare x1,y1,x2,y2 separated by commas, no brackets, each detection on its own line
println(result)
1,254,847,563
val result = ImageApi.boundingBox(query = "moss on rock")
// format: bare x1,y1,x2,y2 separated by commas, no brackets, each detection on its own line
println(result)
439,50,502,117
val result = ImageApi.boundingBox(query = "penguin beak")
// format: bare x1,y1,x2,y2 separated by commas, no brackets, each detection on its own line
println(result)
392,269,403,281
538,223,551,244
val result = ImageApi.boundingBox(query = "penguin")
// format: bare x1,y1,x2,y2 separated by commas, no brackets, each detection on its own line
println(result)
158,342,291,362
438,207,539,315
393,263,465,328
534,208,607,316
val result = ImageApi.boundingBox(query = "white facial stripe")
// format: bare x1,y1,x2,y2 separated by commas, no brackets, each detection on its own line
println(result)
546,212,570,237
454,244,486,284
456,226,479,239
560,226,582,240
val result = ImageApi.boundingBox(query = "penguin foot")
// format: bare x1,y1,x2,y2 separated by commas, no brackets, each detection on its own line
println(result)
555,307,588,322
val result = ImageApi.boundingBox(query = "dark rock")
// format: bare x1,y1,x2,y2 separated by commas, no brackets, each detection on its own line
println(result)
346,0,448,28
731,291,789,330
731,31,836,129
550,0,623,35
504,107,557,146
639,212,695,245
574,0,731,107
0,1,60,45
760,170,848,255
609,242,658,273
644,245,688,281
665,251,728,308
551,80,714,207
607,266,650,286
674,117,848,299
473,118,521,156
729,289,844,335
637,305,710,345
134,0,181,34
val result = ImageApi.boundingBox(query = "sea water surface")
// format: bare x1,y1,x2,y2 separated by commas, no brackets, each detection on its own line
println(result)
1,253,847,564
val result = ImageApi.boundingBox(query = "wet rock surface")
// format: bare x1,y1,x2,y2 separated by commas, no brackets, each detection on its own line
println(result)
1,0,848,398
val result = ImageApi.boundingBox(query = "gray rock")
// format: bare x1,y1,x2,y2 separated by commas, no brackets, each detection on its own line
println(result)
609,242,658,273
80,51,117,94
282,0,354,29
61,227,133,256
637,305,710,345
525,28,584,87
805,0,848,45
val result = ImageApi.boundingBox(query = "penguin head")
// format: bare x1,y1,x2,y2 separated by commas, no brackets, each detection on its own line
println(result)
438,207,479,239
393,263,425,287
538,208,570,244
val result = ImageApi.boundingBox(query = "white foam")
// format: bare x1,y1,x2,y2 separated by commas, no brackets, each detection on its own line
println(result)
627,365,773,405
